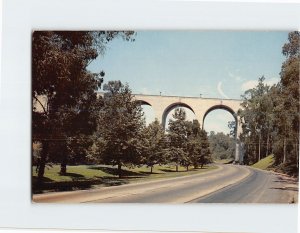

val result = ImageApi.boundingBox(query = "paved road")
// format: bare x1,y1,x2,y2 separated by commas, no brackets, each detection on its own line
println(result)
33,164,298,203
190,166,298,203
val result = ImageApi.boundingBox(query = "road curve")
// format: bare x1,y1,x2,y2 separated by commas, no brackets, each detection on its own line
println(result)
33,164,249,203
33,164,297,203
190,166,298,203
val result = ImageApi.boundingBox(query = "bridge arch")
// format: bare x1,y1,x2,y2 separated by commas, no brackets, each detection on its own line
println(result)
135,100,152,106
135,99,155,125
162,102,195,129
202,104,242,163
202,104,238,140
202,104,237,131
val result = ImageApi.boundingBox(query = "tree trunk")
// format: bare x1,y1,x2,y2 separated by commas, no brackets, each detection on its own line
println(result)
37,141,48,182
266,132,270,157
176,164,178,172
296,142,299,168
37,158,46,181
150,165,153,174
118,163,122,178
60,144,68,175
60,162,67,175
186,165,189,171
283,137,286,163
258,133,261,161
283,124,287,163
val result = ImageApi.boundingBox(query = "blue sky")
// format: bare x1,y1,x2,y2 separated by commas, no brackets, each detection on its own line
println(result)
88,31,288,134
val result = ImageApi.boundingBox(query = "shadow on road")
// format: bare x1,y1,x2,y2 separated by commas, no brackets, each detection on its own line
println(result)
270,186,298,192
272,175,298,185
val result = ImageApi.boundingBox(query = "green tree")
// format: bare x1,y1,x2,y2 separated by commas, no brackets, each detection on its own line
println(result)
238,76,271,163
186,120,212,169
142,119,167,173
32,31,135,179
186,120,201,169
97,81,146,178
167,108,189,172
273,31,299,175
198,129,212,168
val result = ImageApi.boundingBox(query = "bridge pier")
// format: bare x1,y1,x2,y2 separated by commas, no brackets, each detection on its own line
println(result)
235,141,245,164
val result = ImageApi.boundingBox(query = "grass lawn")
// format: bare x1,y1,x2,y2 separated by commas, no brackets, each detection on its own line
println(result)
32,164,217,194
251,155,275,170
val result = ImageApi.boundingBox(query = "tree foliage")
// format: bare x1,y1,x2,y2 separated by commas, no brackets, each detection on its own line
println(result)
186,120,212,168
141,119,167,173
32,31,135,179
209,132,235,160
238,76,273,164
96,81,146,177
167,108,189,171
167,108,212,171
238,31,299,176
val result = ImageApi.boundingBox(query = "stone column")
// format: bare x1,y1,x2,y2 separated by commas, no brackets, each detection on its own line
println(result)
235,141,240,163
151,105,166,127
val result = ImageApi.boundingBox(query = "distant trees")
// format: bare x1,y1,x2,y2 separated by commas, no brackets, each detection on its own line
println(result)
238,31,299,176
208,132,235,160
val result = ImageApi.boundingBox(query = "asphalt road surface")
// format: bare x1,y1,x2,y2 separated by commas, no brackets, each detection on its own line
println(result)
190,166,298,203
33,164,298,203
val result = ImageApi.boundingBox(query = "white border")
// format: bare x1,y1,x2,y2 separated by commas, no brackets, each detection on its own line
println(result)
0,0,299,233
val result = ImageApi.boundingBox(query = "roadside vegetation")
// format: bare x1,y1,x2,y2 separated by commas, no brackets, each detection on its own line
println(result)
238,32,299,177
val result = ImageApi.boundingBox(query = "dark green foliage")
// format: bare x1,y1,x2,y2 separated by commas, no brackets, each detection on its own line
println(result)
238,76,273,163
186,120,212,169
167,109,212,171
167,108,190,171
95,81,146,178
32,31,135,179
208,131,235,160
141,119,167,173
198,130,212,168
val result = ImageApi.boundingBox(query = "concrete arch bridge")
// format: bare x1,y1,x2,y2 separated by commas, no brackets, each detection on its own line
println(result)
134,94,244,163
